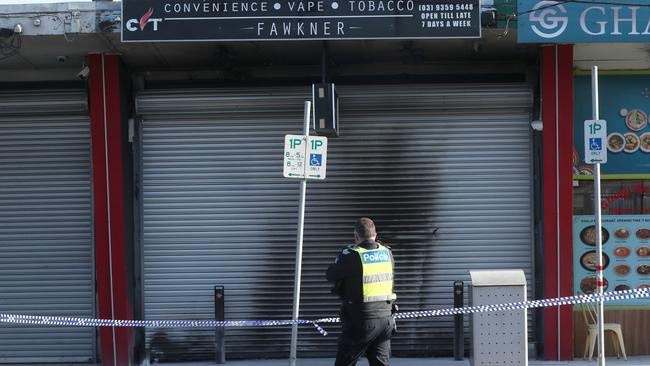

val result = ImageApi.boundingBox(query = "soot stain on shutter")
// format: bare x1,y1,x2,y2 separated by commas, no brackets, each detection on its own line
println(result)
150,331,214,362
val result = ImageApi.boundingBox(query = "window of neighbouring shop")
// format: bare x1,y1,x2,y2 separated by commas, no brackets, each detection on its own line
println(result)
572,72,650,357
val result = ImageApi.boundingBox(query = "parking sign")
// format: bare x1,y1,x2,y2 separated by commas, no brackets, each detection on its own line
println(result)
306,136,327,179
584,119,607,164
283,134,327,179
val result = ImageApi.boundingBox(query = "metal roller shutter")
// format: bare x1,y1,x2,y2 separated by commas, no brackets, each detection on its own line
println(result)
137,84,533,361
0,90,95,363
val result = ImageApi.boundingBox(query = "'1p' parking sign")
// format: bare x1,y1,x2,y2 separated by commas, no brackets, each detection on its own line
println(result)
584,119,607,164
283,134,327,179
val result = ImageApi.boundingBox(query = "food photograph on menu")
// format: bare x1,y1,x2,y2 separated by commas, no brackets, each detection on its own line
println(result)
573,216,650,306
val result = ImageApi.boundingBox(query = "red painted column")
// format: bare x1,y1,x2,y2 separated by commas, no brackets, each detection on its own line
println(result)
88,53,133,366
542,44,574,361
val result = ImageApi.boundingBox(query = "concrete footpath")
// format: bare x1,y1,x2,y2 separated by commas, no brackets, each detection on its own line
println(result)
156,356,650,366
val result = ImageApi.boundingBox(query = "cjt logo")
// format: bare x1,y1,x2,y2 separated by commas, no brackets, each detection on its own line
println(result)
126,8,163,32
529,1,568,39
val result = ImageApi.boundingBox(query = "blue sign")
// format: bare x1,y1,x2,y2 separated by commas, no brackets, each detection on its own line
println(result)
573,215,650,307
589,138,602,151
573,74,650,178
518,0,650,43
309,153,322,167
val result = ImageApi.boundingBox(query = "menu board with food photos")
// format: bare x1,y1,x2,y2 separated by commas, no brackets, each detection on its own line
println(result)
573,74,650,178
574,215,650,306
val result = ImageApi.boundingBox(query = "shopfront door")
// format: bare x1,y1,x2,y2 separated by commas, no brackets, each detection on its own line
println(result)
0,89,95,363
136,83,534,360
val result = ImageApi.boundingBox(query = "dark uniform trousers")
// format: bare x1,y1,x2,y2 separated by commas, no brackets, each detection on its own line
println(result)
335,315,396,366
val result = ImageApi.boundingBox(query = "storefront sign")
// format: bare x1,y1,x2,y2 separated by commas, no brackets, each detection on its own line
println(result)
517,0,650,43
573,215,650,306
573,74,650,179
122,0,480,42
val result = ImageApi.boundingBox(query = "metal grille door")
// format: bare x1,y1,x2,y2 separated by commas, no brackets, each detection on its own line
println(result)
137,84,533,360
0,90,95,363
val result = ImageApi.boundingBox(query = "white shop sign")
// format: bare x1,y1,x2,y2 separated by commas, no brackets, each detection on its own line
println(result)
584,119,607,164
283,134,327,179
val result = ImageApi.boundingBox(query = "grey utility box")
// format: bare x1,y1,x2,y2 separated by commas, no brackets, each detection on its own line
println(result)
470,270,527,366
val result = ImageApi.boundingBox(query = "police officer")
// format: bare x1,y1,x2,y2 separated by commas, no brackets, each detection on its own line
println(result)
326,217,397,366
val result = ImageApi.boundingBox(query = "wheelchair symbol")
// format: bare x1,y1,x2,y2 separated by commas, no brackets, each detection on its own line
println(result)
310,154,322,167
589,138,602,151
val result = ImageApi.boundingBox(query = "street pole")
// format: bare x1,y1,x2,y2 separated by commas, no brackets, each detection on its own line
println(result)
591,65,605,366
289,101,311,366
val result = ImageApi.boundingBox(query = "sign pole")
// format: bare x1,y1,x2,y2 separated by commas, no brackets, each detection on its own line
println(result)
289,101,311,366
591,65,605,366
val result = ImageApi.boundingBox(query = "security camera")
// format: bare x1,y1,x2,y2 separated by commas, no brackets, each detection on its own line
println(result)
77,66,89,80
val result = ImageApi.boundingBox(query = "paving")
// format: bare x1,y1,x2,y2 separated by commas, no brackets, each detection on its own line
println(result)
153,356,650,366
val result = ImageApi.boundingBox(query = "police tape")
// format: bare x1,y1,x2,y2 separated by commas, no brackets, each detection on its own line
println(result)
1,288,648,337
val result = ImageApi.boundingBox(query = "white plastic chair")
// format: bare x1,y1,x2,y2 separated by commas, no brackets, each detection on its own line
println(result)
579,296,627,361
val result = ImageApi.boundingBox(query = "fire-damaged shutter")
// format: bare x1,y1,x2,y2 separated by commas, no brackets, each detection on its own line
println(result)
136,84,533,361
0,90,95,363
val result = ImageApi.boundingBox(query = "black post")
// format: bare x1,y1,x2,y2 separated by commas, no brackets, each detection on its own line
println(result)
453,281,464,360
321,41,328,84
215,286,225,364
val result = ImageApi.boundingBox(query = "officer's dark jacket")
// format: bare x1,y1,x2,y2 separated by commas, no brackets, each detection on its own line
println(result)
326,240,393,319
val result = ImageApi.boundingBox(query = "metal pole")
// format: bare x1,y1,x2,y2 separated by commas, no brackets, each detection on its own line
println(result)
289,101,311,366
321,41,328,84
214,286,225,364
591,65,605,366
453,281,464,360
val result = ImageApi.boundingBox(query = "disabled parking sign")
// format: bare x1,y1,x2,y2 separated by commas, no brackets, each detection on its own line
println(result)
306,136,327,179
584,120,607,164
283,135,327,179
589,138,602,150
310,154,322,167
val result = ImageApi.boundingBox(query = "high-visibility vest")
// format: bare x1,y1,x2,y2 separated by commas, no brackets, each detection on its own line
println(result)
349,244,397,303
